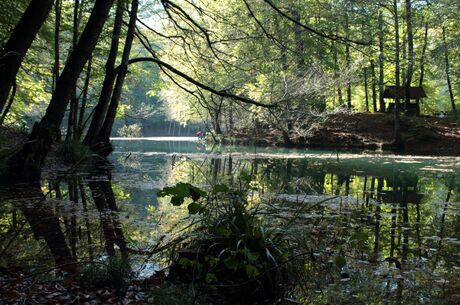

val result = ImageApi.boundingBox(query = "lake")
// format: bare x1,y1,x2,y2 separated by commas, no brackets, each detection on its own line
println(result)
1,138,459,304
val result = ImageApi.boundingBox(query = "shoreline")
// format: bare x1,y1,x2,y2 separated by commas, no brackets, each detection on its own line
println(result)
221,113,460,157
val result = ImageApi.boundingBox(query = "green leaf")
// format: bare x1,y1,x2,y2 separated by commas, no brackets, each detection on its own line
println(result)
158,182,190,198
335,256,347,268
171,196,185,206
187,202,202,214
157,183,206,206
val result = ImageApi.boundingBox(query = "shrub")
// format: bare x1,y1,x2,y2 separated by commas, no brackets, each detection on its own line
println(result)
158,181,292,304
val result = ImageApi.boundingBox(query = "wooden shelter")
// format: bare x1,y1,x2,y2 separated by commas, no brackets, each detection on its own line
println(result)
383,86,427,116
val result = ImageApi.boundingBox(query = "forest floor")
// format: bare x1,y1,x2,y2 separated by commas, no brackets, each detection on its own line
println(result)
227,112,460,156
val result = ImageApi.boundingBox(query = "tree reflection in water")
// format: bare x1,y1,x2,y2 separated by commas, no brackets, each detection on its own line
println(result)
0,146,459,303
0,166,129,275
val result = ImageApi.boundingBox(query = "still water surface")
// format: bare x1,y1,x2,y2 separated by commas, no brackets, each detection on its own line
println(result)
1,138,460,304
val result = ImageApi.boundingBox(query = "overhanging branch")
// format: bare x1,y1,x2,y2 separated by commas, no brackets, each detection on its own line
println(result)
120,56,276,108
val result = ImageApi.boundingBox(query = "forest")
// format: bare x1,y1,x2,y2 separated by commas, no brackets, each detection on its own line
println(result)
0,0,459,304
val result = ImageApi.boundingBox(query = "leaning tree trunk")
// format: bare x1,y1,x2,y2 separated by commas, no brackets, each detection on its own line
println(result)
83,0,124,145
7,0,115,182
94,0,139,156
0,0,54,114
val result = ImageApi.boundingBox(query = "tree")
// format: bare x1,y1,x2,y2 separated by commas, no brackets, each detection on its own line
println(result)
393,0,402,147
83,0,125,146
404,0,414,108
442,26,456,112
8,0,115,182
0,0,54,115
95,0,139,155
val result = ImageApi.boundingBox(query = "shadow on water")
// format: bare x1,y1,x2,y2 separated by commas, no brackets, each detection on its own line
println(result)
0,139,459,303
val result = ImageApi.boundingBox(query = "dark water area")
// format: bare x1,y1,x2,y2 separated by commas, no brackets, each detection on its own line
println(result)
1,138,460,304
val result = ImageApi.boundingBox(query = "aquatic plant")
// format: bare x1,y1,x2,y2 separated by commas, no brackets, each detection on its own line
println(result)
158,180,293,304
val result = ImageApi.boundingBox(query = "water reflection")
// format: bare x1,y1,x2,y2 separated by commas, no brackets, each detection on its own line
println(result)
0,169,133,275
1,140,459,303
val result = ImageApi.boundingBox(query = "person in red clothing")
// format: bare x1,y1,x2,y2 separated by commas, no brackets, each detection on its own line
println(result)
196,130,205,139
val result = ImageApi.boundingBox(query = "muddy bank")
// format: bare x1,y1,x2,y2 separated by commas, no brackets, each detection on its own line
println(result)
226,113,460,156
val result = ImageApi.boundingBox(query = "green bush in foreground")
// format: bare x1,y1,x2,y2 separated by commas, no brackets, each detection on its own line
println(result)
158,180,293,304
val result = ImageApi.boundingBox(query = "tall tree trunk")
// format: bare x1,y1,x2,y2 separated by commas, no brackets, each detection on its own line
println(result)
371,60,378,112
417,20,429,116
401,30,407,91
393,0,402,147
333,42,344,107
0,0,54,114
7,0,115,182
66,0,81,142
77,56,92,140
442,26,456,112
364,67,369,112
95,0,139,156
378,4,386,112
83,0,124,145
345,10,352,109
213,107,222,135
404,0,414,109
53,0,62,90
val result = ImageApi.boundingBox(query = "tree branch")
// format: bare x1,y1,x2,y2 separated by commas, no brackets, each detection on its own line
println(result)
119,56,276,108
262,0,369,46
